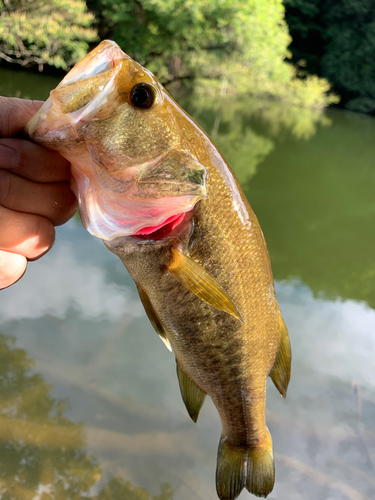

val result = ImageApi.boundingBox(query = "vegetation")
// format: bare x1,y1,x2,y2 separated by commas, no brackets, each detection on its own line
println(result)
284,0,375,113
0,0,97,70
88,0,335,107
0,0,335,107
3,0,375,112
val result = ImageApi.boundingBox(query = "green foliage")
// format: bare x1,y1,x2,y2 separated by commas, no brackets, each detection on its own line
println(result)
89,0,240,81
321,0,375,113
0,0,335,106
284,0,375,113
89,0,335,107
0,0,98,70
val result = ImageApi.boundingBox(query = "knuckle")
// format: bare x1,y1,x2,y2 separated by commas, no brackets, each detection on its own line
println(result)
50,184,77,226
0,170,18,206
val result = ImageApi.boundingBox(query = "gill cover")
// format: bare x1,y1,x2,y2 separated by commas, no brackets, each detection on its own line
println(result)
26,40,207,240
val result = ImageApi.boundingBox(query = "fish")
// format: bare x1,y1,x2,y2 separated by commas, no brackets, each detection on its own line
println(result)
25,40,291,499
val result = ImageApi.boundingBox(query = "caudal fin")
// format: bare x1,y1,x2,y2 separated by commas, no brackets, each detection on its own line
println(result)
216,432,275,499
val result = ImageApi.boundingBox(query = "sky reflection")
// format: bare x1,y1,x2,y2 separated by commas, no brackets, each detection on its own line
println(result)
0,241,142,324
0,218,374,500
276,280,375,390
1,66,375,498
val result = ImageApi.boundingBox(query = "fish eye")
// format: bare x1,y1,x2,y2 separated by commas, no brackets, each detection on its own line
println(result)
130,83,155,109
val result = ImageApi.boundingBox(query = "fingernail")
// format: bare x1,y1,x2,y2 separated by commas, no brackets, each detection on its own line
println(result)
0,143,18,169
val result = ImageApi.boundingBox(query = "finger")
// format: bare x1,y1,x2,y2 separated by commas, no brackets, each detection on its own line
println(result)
0,170,77,226
0,138,71,183
0,97,43,137
0,206,55,260
0,250,27,290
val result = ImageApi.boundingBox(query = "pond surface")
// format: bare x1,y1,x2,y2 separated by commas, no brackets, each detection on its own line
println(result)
0,67,375,500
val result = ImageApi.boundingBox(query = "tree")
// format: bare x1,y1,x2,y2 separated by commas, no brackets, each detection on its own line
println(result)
284,0,375,113
322,0,375,113
0,0,97,70
88,0,335,107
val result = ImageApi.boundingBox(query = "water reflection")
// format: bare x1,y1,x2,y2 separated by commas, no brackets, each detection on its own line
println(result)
248,109,375,309
0,244,142,323
181,96,331,186
278,280,375,388
0,67,60,101
0,333,174,499
0,220,374,499
1,68,375,499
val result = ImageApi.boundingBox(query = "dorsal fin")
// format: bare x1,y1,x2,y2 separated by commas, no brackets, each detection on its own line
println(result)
176,360,206,422
137,284,172,352
270,316,291,397
168,248,243,322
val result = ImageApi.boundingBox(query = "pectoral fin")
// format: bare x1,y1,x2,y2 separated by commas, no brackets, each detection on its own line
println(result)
270,316,291,398
176,360,206,422
168,248,243,322
137,284,172,352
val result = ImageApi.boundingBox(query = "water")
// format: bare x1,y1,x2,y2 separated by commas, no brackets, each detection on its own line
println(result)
0,67,374,500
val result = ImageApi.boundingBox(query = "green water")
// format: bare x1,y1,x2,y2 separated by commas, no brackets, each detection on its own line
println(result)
1,67,375,500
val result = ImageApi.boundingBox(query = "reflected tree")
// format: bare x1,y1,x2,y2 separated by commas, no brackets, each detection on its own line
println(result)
246,110,375,309
0,334,100,499
183,95,330,186
0,334,174,500
97,477,173,500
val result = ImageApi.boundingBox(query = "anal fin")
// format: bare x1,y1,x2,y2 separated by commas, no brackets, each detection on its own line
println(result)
176,360,206,422
270,316,291,398
168,248,243,322
137,284,172,352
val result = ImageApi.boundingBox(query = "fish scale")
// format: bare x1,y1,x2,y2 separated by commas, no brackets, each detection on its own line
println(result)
25,40,291,499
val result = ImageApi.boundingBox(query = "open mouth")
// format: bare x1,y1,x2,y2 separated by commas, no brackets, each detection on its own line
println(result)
134,212,186,237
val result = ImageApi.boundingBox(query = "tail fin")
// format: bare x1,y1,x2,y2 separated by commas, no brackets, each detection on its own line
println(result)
216,432,275,499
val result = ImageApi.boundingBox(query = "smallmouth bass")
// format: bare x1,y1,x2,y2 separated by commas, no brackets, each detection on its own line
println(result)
26,41,291,499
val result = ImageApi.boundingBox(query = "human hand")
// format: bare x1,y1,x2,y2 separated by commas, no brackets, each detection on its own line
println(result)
0,97,77,290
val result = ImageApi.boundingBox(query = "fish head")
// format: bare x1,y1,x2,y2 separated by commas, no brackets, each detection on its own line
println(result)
26,40,208,240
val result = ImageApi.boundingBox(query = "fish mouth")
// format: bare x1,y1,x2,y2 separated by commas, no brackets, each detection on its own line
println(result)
134,212,186,236
69,149,206,241
129,209,196,242
71,165,202,241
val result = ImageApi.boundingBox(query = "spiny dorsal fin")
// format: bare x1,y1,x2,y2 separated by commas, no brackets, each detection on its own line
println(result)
137,284,172,352
270,316,291,398
168,248,243,322
176,360,206,422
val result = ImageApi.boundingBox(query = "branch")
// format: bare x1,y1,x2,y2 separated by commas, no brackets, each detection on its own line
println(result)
161,74,196,86
0,51,44,68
